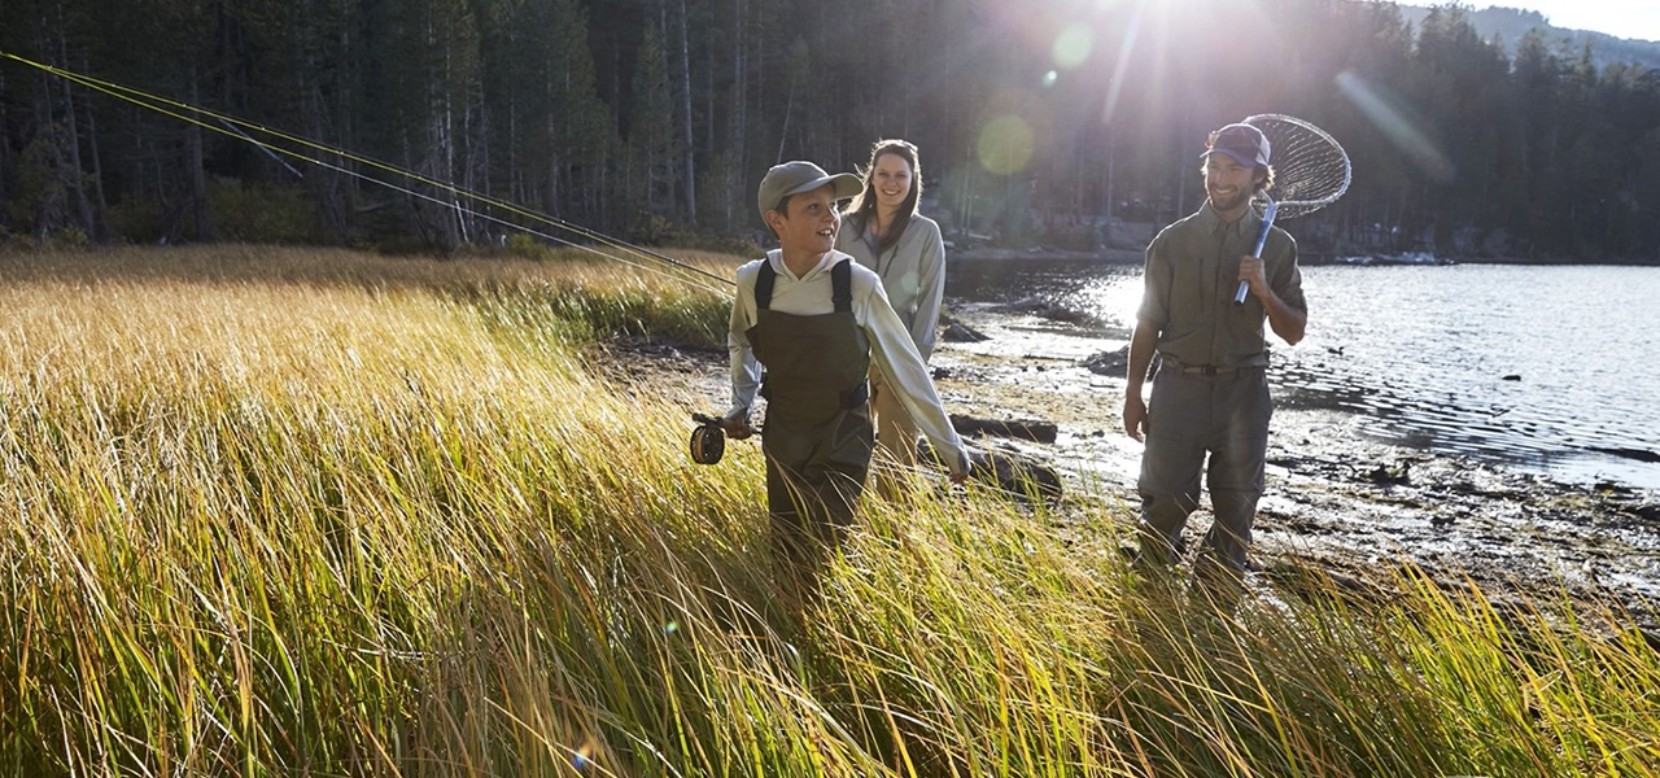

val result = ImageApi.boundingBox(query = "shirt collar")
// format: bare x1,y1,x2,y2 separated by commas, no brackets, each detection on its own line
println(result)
1197,200,1261,238
766,249,850,282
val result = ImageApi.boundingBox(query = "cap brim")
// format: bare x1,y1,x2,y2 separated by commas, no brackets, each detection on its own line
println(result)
1203,148,1263,167
785,172,864,202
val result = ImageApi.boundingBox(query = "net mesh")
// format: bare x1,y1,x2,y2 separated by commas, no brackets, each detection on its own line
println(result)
1245,114,1351,221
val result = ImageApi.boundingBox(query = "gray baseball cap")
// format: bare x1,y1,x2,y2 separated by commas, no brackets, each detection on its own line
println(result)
756,161,862,221
1204,123,1271,167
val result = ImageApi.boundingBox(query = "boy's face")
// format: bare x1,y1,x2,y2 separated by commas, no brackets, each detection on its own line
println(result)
766,184,840,256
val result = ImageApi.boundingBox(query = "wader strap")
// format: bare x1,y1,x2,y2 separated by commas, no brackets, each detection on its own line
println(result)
840,381,868,408
832,259,851,313
755,261,777,310
756,259,851,313
753,258,861,408
832,259,860,407
755,262,774,397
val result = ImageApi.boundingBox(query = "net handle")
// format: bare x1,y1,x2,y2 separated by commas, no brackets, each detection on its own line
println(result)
1235,196,1281,304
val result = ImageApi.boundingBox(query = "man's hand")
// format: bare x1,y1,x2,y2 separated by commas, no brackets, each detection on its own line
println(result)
721,409,754,440
1237,255,1268,299
1123,394,1148,442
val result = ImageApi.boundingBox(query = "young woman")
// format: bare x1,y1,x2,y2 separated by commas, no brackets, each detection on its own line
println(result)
835,139,947,470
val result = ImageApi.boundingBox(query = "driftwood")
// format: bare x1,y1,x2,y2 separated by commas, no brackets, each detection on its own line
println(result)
941,322,989,343
921,439,1064,502
1081,346,1129,377
1590,446,1660,464
994,296,1096,325
969,446,1063,502
950,414,1057,444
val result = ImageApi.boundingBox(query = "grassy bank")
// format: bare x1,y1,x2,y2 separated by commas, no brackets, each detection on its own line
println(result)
0,245,1656,776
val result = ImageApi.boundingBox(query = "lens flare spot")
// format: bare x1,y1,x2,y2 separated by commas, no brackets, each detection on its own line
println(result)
1042,70,1058,88
664,620,680,635
1052,24,1094,69
977,116,1036,176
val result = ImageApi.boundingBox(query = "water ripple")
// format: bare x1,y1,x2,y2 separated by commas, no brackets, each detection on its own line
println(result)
950,260,1660,490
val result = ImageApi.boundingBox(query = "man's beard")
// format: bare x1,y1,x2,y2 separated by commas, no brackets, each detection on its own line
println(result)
1208,187,1254,213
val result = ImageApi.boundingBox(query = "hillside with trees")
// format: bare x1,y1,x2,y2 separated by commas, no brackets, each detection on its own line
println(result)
2,0,1658,262
1399,5,1660,72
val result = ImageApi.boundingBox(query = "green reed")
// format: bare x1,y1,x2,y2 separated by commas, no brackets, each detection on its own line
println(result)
0,246,1655,776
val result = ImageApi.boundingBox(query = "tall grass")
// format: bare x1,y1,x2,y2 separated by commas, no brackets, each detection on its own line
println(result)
0,245,1656,776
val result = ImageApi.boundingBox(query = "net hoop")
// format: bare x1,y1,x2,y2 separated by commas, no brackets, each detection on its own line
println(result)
1243,113,1351,221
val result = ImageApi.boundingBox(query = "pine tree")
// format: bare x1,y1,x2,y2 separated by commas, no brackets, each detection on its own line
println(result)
629,21,674,222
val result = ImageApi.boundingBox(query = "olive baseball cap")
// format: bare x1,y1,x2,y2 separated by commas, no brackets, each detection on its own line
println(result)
757,161,862,221
1204,122,1271,167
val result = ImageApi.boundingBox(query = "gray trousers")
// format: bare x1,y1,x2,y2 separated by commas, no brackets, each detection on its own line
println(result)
1137,364,1273,588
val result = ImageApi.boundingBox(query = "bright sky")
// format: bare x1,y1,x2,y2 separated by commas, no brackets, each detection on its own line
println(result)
1484,1,1660,43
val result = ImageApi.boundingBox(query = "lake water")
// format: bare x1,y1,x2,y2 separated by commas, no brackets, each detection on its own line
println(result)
947,260,1660,492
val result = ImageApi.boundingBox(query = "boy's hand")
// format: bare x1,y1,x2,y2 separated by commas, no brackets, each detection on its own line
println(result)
721,410,754,440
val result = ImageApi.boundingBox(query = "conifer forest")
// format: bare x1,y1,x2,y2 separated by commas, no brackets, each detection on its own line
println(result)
3,0,1659,262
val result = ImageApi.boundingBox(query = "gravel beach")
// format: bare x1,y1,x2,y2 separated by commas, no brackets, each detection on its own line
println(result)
592,301,1660,631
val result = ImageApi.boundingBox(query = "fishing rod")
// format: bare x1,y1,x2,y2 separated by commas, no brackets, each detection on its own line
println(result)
0,49,736,295
3,49,769,463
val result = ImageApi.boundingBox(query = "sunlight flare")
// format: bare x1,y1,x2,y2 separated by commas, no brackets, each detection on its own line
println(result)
1052,23,1095,69
1336,70,1456,184
977,115,1038,175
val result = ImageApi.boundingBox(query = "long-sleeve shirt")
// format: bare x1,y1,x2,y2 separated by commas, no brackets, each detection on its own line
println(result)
1138,202,1306,368
727,249,970,476
835,213,947,361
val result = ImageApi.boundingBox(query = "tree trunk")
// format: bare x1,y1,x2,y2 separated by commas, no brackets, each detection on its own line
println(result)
705,17,722,228
676,0,696,220
187,71,214,241
57,32,95,238
0,66,9,232
83,86,110,242
303,66,350,239
727,0,747,230
1103,129,1115,244
776,69,796,165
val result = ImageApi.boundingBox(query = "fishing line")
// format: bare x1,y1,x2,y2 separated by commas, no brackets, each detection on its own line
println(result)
0,49,737,295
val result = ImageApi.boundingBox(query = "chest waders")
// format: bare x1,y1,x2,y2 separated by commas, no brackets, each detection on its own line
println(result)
747,259,874,588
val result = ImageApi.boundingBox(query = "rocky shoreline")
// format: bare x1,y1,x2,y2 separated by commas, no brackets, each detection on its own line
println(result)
949,246,1143,263
591,303,1660,631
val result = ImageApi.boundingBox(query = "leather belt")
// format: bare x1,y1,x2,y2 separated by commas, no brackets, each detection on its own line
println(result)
1161,357,1263,376
1182,364,1238,376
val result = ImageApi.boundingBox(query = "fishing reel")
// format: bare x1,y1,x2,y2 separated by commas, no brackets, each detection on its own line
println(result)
689,413,726,465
